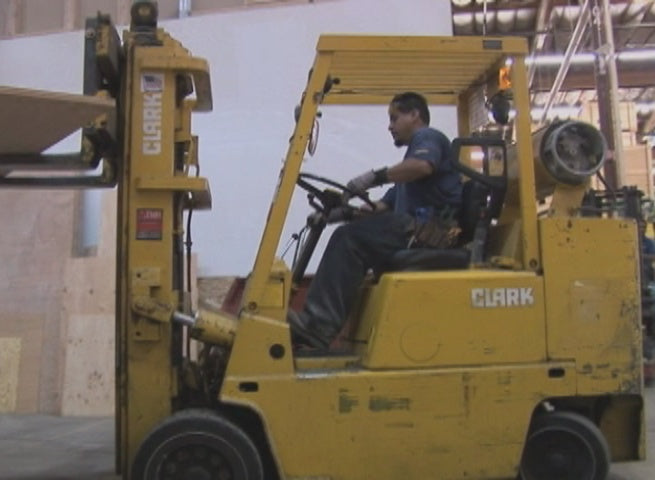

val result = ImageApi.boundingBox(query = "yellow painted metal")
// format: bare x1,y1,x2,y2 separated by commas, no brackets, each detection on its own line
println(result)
115,26,212,477
243,51,333,310
547,183,589,217
221,361,576,480
190,309,238,347
323,92,458,105
224,313,295,377
319,35,526,108
222,34,644,478
540,217,643,395
244,35,536,312
514,58,538,260
353,270,546,369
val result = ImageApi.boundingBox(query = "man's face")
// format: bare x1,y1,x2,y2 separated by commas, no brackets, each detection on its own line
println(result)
388,103,418,147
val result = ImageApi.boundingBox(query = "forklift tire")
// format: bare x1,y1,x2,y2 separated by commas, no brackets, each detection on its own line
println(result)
131,408,264,480
519,411,610,480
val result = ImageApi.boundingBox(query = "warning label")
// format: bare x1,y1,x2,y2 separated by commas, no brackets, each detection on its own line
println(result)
136,209,163,240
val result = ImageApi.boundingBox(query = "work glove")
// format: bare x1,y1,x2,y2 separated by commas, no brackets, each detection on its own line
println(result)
345,167,388,196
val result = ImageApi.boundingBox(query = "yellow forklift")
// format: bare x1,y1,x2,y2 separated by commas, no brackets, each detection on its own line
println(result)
0,2,645,479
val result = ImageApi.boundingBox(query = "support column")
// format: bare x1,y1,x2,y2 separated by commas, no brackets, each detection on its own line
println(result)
117,0,132,26
3,0,22,37
63,0,80,31
592,0,624,189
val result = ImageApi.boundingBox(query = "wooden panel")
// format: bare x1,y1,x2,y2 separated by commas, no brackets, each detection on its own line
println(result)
1,0,22,37
0,337,21,412
62,0,80,30
61,314,115,415
156,0,181,20
0,314,46,413
79,0,116,25
23,0,66,33
0,86,114,154
623,144,653,197
193,0,244,12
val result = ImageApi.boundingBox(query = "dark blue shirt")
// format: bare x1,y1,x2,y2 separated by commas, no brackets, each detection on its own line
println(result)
381,127,462,215
644,235,655,255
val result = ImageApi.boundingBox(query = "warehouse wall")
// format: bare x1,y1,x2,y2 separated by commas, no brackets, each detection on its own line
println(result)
0,0,453,414
0,0,455,277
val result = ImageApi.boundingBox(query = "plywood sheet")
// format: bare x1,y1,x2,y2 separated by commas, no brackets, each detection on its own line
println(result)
0,86,115,154
0,337,21,412
61,314,114,416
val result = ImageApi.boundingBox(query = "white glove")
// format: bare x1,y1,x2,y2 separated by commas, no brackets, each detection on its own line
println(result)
346,167,388,195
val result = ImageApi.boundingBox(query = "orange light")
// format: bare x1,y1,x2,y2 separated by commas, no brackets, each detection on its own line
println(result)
499,66,511,89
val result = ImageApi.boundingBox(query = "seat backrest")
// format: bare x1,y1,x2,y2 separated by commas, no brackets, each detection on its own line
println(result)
458,180,491,245
458,178,506,263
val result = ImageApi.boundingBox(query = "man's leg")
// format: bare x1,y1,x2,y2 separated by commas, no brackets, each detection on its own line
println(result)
290,212,412,348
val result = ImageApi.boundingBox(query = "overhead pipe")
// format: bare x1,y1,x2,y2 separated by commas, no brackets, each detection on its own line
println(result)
539,0,592,125
527,0,551,89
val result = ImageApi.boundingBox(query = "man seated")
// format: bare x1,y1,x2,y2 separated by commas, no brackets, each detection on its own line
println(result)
288,91,463,351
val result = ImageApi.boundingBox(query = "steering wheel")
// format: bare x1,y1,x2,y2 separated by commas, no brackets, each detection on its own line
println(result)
296,172,376,211
291,172,376,285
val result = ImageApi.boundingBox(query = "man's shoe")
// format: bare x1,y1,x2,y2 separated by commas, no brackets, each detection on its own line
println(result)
287,310,330,350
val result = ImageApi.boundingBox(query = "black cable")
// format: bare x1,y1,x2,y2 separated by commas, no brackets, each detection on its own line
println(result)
184,163,200,358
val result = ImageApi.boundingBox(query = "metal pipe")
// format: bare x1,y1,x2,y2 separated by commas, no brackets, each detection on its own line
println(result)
539,0,592,125
527,0,551,89
599,0,625,187
172,309,238,347
172,311,197,328
178,0,192,18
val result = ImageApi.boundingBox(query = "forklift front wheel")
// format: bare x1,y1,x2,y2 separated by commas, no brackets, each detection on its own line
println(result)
519,411,610,480
131,409,264,480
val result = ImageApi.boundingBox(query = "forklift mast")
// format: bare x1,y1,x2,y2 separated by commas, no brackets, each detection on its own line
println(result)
114,3,212,475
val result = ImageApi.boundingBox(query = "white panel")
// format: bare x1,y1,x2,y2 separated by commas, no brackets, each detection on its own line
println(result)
0,0,454,276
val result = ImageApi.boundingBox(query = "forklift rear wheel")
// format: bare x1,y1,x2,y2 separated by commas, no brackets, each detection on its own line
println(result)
519,411,610,480
131,409,264,480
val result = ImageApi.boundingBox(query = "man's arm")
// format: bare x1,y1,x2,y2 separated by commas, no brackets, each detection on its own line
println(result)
386,158,434,183
346,157,434,195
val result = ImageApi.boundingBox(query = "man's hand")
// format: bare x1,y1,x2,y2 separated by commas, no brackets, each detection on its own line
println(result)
346,170,377,195
345,168,388,196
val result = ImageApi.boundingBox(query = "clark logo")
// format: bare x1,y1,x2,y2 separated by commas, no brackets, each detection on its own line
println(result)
471,287,534,308
142,91,162,155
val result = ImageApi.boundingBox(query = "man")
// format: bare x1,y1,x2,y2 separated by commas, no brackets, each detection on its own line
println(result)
289,91,462,350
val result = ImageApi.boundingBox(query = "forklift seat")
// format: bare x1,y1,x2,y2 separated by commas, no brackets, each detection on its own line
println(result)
380,179,501,273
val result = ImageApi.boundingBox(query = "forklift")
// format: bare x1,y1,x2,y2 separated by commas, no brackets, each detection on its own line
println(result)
0,2,645,479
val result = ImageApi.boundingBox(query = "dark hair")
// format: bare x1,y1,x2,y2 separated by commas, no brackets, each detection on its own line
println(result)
391,92,430,125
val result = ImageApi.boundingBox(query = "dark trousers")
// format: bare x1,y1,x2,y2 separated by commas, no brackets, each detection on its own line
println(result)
298,211,413,344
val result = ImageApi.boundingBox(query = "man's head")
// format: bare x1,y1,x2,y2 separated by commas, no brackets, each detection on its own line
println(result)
388,92,430,147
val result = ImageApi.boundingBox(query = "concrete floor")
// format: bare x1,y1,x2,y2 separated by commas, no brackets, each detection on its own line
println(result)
0,387,653,479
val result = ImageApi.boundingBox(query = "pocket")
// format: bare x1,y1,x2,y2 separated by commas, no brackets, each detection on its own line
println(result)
410,218,461,248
